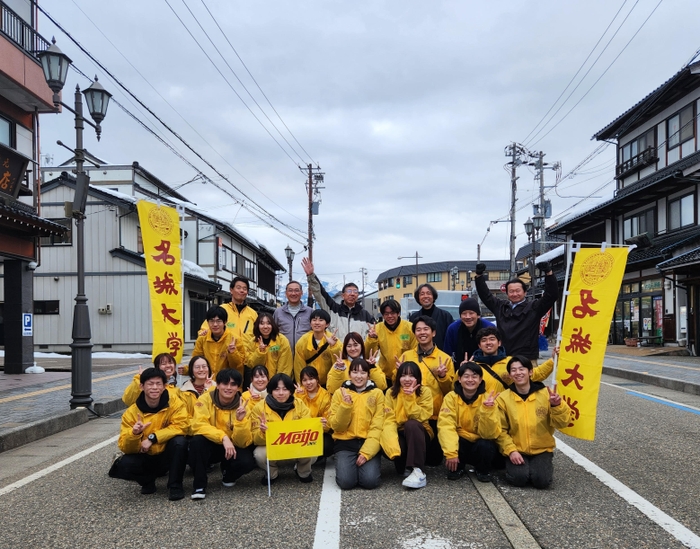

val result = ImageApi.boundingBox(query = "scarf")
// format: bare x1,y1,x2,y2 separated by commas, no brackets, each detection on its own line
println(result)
453,379,486,405
265,394,295,418
417,346,434,362
212,388,241,410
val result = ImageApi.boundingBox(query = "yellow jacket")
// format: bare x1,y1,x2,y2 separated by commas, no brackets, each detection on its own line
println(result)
190,390,252,447
400,347,454,419
122,373,179,407
328,383,385,461
295,387,332,432
193,330,245,376
246,334,293,377
437,389,501,460
250,398,311,446
199,302,257,340
495,383,573,457
293,331,342,385
365,320,417,382
325,359,387,395
179,380,216,435
118,392,189,455
380,387,433,459
476,357,554,395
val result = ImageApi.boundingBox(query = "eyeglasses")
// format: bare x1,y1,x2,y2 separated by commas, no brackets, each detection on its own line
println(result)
208,319,224,325
344,289,359,295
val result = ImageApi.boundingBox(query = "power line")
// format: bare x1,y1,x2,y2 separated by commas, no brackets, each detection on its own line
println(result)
37,3,307,241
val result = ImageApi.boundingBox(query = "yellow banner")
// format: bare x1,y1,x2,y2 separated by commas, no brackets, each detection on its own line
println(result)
136,201,184,363
265,417,324,460
556,247,628,440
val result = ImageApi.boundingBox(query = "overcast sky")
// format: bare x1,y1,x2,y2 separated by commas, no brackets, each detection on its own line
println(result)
37,0,700,287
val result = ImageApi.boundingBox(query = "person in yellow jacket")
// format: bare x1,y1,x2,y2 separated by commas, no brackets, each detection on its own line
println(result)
496,356,573,489
192,305,245,376
109,368,189,501
438,362,501,482
380,361,433,489
179,356,216,435
399,315,454,466
188,368,256,499
295,365,333,457
329,358,385,490
122,352,181,407
198,276,257,340
246,313,293,377
250,373,314,484
293,309,342,385
365,299,417,383
326,332,387,394
471,327,555,394
241,365,269,411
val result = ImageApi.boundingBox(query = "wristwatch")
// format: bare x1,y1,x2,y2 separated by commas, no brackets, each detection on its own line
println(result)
147,433,158,443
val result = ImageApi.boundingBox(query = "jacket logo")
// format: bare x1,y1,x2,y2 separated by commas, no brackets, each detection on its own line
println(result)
536,406,548,418
367,396,376,407
271,429,319,447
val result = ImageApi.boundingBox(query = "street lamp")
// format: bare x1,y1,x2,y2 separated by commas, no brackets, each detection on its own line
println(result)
533,212,544,256
524,217,535,292
450,266,458,290
38,39,112,409
284,244,295,283
398,251,422,286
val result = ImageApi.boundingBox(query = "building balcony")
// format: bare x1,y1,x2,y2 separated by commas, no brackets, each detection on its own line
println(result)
616,146,658,179
0,0,54,112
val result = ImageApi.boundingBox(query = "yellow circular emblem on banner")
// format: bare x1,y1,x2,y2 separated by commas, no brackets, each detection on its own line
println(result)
148,207,174,236
580,252,615,286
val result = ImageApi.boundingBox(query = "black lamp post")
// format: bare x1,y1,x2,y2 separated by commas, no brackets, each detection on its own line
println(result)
38,39,112,409
450,266,458,291
284,244,295,283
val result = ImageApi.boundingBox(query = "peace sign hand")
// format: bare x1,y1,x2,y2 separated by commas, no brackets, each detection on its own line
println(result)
402,381,421,395
394,355,402,370
333,353,345,370
431,356,448,379
367,348,379,366
326,328,339,347
236,399,248,421
483,390,497,407
132,413,151,435
547,385,561,407
295,383,305,395
204,375,215,389
340,387,353,405
258,336,267,352
259,411,268,433
227,337,237,354
367,323,378,339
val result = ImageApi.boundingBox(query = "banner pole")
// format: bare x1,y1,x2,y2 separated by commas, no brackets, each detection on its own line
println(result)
552,240,578,384
267,458,271,497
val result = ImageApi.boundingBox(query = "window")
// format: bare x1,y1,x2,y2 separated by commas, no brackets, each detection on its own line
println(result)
621,128,655,163
623,209,655,240
668,194,694,231
39,218,72,246
34,300,59,314
136,227,144,253
667,104,694,149
244,259,255,281
403,275,413,286
427,272,442,282
403,293,411,298
0,115,11,148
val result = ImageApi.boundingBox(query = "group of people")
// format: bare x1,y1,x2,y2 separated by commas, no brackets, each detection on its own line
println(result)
109,260,573,501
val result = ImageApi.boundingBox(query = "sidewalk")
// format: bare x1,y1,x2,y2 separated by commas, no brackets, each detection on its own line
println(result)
1,347,699,454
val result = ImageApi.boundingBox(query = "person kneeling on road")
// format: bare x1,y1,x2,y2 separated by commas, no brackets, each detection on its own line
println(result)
496,356,573,489
109,367,189,501
437,362,500,483
188,368,256,500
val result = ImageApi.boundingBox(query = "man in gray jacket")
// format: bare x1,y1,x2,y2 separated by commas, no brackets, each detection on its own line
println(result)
273,280,312,356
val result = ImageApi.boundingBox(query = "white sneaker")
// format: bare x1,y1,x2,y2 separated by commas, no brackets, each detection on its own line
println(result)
402,467,426,489
191,489,206,500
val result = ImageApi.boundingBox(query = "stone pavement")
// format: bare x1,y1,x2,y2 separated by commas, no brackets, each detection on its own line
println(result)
0,347,699,454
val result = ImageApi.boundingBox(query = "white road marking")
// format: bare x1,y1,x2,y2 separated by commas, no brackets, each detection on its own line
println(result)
601,381,700,412
0,435,119,497
556,438,700,549
313,460,341,549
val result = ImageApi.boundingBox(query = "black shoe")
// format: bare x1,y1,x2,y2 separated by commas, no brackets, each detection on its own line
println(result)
447,468,465,481
475,471,492,483
140,481,156,495
168,486,185,501
260,475,277,486
295,469,313,483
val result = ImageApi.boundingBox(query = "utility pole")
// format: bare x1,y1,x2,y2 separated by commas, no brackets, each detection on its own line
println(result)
505,143,526,279
301,163,324,306
530,151,560,256
359,267,367,298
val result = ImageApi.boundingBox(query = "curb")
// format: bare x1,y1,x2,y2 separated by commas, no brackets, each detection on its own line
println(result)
0,408,89,454
94,397,126,417
603,366,700,396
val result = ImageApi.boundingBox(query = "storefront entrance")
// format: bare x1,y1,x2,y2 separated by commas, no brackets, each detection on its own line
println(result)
612,279,663,344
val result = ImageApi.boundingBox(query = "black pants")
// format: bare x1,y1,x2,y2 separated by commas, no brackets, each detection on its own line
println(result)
109,435,187,490
393,420,430,474
457,438,498,475
188,435,256,491
426,419,444,466
505,451,553,489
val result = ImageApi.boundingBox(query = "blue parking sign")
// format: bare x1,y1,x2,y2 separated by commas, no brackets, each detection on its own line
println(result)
22,313,33,336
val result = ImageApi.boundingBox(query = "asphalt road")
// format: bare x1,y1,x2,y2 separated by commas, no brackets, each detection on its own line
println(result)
0,374,698,549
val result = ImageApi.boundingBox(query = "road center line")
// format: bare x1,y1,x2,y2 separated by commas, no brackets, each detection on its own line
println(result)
0,435,119,497
313,460,341,549
555,437,700,548
601,381,700,413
